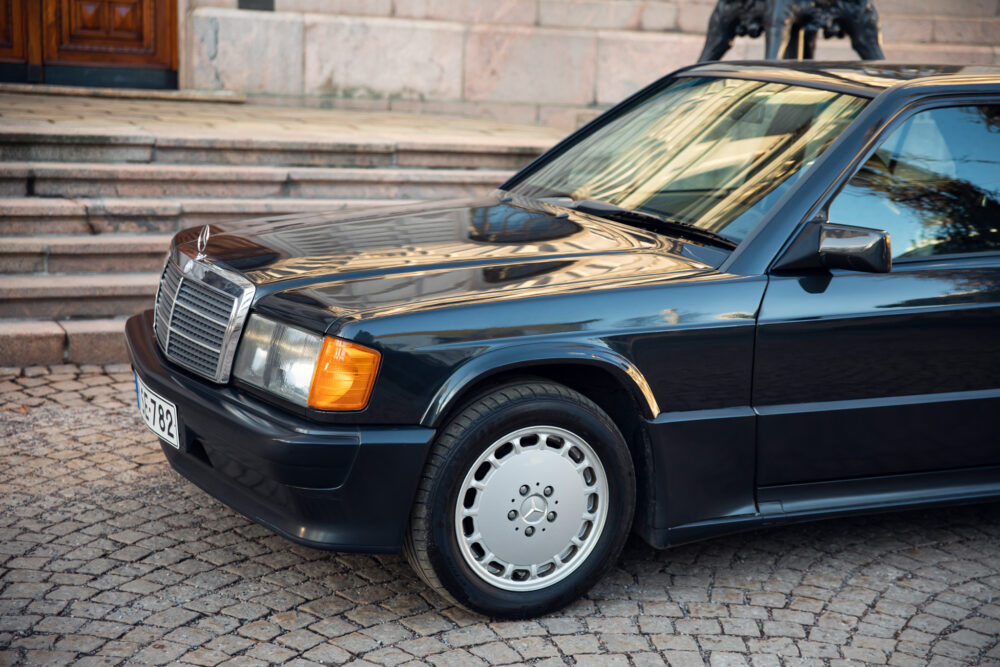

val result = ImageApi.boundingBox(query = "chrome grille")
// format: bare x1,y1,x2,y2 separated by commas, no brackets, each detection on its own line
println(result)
168,334,222,377
153,253,255,383
175,283,233,322
171,307,227,348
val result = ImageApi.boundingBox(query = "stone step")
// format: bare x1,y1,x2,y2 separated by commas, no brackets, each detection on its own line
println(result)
0,197,400,235
0,235,173,273
0,273,159,319
1,162,510,200
0,81,245,102
0,318,128,366
0,125,549,169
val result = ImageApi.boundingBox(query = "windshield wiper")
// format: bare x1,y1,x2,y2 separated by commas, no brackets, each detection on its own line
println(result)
569,199,738,250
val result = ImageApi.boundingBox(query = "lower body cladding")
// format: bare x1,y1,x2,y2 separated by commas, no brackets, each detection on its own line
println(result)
125,310,436,553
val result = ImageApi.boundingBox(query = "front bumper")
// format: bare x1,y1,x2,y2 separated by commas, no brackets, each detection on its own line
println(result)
125,310,436,552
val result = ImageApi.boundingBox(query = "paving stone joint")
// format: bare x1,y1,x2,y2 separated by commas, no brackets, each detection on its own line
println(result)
1,366,999,666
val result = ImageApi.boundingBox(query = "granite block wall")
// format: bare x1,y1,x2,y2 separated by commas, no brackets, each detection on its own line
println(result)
182,0,1000,128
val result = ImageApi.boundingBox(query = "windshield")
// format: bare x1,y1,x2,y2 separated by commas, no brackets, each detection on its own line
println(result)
506,77,868,244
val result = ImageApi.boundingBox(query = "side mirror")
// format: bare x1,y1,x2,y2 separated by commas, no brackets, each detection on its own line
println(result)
773,221,892,274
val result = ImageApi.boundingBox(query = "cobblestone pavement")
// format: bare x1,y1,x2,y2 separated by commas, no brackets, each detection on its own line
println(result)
2,365,999,667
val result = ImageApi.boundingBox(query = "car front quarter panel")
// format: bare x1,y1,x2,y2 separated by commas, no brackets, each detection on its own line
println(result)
336,275,767,428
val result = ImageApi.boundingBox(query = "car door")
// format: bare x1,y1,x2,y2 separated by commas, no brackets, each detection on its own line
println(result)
754,101,1000,487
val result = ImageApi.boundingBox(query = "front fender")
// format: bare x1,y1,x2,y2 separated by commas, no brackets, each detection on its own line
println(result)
419,341,660,427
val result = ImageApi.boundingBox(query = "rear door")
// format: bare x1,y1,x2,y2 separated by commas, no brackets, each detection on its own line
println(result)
754,100,1000,486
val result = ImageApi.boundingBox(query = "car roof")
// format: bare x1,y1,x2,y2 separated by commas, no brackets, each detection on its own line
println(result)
679,61,1000,98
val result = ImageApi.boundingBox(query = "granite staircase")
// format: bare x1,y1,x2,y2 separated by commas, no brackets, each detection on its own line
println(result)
3,0,996,367
0,94,558,366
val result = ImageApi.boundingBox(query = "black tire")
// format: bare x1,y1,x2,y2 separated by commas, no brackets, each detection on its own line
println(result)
404,380,635,618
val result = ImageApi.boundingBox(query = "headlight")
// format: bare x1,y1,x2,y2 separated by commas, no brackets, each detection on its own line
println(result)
232,314,381,411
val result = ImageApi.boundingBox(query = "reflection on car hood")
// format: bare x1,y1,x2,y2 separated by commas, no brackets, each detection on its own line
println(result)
175,196,727,326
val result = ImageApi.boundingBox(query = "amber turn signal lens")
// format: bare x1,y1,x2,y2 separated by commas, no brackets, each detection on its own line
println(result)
307,338,381,411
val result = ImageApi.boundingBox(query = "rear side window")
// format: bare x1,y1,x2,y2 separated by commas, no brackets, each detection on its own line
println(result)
829,105,1000,259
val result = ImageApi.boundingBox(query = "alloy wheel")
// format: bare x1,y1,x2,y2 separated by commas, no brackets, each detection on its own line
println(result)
453,425,609,591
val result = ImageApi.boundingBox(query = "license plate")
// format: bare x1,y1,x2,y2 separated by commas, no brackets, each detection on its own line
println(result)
135,373,180,449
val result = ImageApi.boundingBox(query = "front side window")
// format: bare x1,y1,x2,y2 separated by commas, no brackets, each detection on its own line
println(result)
829,105,1000,259
507,77,868,244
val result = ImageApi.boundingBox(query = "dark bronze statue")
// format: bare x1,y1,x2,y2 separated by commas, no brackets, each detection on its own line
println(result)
698,0,885,62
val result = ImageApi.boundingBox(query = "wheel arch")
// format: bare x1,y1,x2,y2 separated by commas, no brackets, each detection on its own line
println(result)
419,345,660,545
420,344,660,428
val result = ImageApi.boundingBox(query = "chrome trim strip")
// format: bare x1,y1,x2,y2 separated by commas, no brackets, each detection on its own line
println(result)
168,328,224,353
152,254,171,346
754,386,1000,416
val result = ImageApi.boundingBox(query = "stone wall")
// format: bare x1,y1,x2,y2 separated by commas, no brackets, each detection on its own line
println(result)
181,0,1000,128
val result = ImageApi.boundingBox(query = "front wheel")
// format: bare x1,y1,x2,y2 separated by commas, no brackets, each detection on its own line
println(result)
404,381,635,618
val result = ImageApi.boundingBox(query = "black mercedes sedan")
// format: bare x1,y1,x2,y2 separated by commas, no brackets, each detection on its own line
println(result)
126,61,1000,619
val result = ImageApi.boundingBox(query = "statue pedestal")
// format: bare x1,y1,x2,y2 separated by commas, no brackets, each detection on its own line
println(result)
699,0,885,62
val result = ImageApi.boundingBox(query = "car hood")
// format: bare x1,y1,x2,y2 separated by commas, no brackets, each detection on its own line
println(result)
175,195,729,330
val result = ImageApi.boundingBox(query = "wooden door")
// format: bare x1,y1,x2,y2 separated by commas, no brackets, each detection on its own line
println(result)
0,0,42,81
0,0,29,63
0,0,176,87
43,0,175,69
